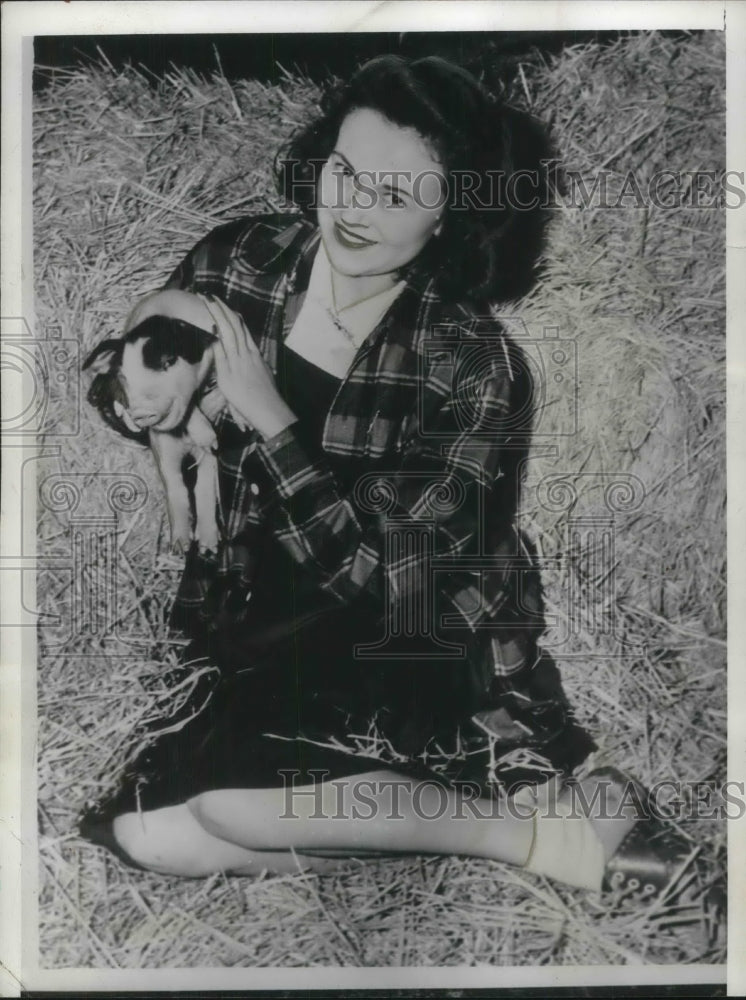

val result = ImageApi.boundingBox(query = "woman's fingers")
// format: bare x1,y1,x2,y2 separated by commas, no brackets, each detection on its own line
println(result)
202,297,238,357
212,334,250,432
215,299,242,355
200,295,262,373
204,295,253,359
202,295,286,437
211,330,229,385
228,404,249,432
200,296,236,356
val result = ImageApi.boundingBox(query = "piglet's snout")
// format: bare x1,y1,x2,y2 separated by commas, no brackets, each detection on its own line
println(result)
119,345,201,432
113,390,163,430
128,407,163,428
114,378,172,429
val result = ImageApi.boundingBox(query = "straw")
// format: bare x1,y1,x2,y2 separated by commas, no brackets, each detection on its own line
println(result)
35,31,725,967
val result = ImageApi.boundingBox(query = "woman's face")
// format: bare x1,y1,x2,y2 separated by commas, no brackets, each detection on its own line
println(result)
317,108,446,287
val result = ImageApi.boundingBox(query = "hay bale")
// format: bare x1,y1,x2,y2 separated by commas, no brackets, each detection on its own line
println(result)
516,33,725,785
34,32,725,967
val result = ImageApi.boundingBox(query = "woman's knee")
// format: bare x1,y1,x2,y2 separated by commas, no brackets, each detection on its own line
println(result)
112,812,168,872
112,806,210,876
187,790,257,845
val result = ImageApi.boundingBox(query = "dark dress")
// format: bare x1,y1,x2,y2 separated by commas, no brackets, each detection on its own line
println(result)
79,337,594,836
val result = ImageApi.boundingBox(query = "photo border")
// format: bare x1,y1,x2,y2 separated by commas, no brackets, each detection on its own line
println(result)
2,1,743,994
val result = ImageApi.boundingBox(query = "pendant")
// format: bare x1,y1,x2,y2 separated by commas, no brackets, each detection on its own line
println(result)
326,306,358,347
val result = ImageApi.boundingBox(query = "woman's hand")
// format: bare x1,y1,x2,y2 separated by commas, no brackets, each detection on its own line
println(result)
201,294,297,440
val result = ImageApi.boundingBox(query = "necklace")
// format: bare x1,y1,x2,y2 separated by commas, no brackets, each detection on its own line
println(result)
330,264,398,310
325,305,360,348
326,273,402,349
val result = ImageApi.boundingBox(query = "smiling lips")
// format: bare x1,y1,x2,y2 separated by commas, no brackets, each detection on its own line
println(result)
333,222,377,250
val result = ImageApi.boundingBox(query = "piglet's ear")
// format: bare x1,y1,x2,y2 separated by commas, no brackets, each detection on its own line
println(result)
82,339,122,374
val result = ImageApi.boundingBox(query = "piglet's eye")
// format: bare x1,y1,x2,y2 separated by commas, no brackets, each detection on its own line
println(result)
156,352,179,371
136,316,212,369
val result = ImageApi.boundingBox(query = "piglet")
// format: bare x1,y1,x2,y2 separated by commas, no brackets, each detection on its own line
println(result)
83,290,225,555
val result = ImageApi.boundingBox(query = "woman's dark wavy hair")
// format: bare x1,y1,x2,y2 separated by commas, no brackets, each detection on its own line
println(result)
275,55,557,305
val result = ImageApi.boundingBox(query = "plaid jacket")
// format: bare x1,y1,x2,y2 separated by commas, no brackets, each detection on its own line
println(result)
166,213,546,692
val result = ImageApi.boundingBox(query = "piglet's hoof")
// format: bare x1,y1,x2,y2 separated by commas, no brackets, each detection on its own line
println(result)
196,535,220,556
169,536,191,557
196,523,220,554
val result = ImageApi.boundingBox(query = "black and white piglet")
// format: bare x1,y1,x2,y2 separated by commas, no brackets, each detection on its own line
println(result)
84,290,225,554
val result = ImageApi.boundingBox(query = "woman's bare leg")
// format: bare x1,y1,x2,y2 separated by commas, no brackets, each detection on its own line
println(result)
110,771,635,881
187,771,535,868
112,803,344,877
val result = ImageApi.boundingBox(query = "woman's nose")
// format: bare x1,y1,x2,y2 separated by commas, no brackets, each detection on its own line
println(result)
339,174,372,219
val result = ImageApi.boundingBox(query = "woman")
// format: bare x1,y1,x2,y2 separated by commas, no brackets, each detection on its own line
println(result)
80,55,687,896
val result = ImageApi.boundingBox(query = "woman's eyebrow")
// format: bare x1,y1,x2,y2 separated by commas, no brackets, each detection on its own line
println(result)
332,149,414,197
381,178,412,200
331,149,356,173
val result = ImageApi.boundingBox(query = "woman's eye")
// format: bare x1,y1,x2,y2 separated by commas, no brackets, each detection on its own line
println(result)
331,157,353,176
385,192,406,208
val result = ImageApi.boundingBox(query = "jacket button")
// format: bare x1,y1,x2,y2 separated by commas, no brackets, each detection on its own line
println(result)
250,482,260,496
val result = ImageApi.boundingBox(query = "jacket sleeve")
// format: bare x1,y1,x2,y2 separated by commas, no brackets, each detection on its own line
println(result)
162,221,519,626
253,344,516,623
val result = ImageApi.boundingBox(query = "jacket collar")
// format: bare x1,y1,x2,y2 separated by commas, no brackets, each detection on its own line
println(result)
286,225,449,356
231,213,468,355
230,213,317,275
